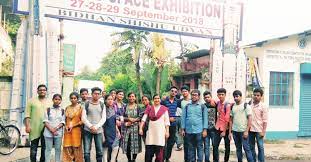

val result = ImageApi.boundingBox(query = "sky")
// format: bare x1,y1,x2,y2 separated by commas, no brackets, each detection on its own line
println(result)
62,0,311,73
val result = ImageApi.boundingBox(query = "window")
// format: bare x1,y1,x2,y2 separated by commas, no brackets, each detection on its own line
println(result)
269,72,293,106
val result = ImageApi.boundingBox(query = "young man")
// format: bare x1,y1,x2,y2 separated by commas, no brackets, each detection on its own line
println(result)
24,84,52,162
176,85,191,153
82,87,107,162
181,89,208,162
249,88,268,162
80,88,89,106
213,88,231,162
161,86,179,162
230,90,254,162
177,85,191,161
203,91,217,162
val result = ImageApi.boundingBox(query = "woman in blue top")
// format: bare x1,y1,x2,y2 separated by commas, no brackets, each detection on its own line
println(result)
103,95,121,162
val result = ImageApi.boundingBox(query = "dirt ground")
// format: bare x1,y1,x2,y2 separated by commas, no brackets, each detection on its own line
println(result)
1,139,311,162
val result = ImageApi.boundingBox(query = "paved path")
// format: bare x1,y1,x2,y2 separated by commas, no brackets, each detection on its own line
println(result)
1,139,311,162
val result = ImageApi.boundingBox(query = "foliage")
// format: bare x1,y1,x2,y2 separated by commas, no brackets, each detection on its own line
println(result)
0,0,21,46
74,65,98,80
0,55,13,76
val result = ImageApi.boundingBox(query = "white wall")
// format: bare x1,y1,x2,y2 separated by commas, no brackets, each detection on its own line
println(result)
244,34,311,132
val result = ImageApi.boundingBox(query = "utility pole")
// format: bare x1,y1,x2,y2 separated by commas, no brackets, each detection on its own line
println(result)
59,19,64,92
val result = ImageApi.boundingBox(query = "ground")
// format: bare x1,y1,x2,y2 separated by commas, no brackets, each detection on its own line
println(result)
1,139,311,162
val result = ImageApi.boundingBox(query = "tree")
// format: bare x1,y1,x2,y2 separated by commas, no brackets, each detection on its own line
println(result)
111,30,150,98
0,56,13,76
150,33,169,94
74,65,98,80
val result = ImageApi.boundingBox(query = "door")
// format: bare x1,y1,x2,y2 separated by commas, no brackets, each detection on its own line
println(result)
298,74,311,136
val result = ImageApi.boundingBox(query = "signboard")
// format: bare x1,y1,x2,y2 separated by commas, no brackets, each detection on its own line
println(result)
44,0,225,38
63,44,76,73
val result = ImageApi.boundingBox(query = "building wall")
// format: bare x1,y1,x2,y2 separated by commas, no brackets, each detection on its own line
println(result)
244,35,311,139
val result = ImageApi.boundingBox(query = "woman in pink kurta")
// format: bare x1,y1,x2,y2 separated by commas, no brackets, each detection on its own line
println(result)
139,94,170,162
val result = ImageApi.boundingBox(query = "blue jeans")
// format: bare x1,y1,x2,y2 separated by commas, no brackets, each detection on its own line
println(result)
249,132,265,162
232,131,254,162
185,133,203,162
175,117,183,147
204,129,215,162
44,137,62,162
83,130,103,162
213,130,230,162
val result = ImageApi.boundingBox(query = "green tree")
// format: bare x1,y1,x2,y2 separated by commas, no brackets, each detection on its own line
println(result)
75,65,98,80
111,30,150,98
0,56,13,76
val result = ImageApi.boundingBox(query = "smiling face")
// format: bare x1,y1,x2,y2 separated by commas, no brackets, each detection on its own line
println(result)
116,92,124,101
128,93,136,104
153,95,161,106
142,96,150,106
37,86,47,98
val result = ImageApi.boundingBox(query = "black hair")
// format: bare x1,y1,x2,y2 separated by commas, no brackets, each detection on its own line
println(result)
169,86,178,90
109,89,116,93
128,92,136,97
191,89,201,96
142,94,151,101
91,87,102,94
37,84,47,91
104,94,113,101
69,92,79,99
116,89,124,95
233,90,242,97
203,91,211,97
52,93,62,100
217,88,226,94
181,85,190,91
253,88,264,96
79,88,88,94
153,94,160,100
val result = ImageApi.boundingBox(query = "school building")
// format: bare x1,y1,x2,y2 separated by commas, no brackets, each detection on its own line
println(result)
243,30,311,139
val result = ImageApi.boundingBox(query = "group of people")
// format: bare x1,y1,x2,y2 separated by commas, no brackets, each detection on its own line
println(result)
24,84,268,162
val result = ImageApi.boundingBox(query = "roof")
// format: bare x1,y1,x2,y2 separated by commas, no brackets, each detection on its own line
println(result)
176,49,210,59
173,71,202,78
243,29,311,48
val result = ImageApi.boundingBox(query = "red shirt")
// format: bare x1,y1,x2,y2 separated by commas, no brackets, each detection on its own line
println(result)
215,101,231,132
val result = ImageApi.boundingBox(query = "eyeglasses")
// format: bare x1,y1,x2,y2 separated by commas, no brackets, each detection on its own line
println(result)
38,89,47,92
171,90,177,93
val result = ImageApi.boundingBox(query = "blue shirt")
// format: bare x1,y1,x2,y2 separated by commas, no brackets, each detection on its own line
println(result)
161,97,178,126
181,102,208,134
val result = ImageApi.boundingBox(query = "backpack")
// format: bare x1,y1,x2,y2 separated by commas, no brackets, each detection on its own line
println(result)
47,107,64,117
216,101,231,115
84,101,105,115
185,103,205,118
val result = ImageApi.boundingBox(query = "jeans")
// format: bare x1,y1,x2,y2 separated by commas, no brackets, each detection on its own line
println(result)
249,132,265,162
165,125,177,160
185,133,204,162
83,130,104,162
213,130,230,162
44,137,62,162
30,133,45,162
175,117,183,147
204,129,215,162
232,131,254,162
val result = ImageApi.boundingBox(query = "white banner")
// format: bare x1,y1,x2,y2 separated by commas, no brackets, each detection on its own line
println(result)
43,0,225,38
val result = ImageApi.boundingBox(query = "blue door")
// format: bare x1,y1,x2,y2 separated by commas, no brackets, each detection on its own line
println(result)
299,74,311,136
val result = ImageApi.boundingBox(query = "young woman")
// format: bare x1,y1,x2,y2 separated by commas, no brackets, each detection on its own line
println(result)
62,92,83,162
43,94,65,162
139,94,170,162
141,95,151,143
103,95,121,162
122,92,142,162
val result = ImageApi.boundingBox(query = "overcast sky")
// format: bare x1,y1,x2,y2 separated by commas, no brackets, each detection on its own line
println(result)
62,0,311,73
